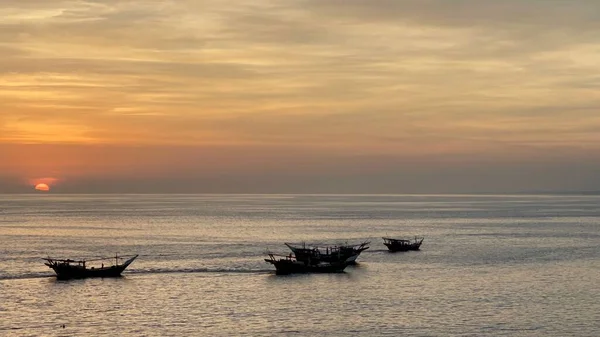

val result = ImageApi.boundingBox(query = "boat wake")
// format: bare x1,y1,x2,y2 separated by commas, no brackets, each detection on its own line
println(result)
124,267,273,275
363,249,390,253
0,272,53,281
1,268,274,281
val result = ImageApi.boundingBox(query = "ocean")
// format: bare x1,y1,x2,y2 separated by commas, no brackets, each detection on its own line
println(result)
1,194,599,336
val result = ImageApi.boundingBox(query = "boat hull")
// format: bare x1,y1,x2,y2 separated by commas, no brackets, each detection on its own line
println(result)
344,253,361,264
47,264,129,280
382,237,423,252
44,255,138,280
383,243,422,252
265,258,349,275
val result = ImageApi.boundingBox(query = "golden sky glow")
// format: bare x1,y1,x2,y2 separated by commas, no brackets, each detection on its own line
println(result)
1,1,600,193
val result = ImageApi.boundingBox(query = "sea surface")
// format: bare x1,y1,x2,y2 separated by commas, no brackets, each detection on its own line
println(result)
1,194,599,336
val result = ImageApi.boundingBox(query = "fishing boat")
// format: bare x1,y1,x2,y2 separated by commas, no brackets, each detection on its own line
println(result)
284,241,370,264
264,253,349,275
382,237,424,252
43,254,138,280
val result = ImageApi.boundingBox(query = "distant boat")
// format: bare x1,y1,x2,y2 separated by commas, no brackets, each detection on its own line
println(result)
284,241,370,264
43,254,138,280
382,237,424,252
264,253,349,275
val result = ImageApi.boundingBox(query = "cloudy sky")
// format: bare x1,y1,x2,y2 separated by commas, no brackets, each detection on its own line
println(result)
1,0,600,193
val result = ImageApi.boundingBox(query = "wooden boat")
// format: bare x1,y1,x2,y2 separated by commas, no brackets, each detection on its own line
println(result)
264,253,349,275
382,237,424,252
43,254,138,280
284,241,370,264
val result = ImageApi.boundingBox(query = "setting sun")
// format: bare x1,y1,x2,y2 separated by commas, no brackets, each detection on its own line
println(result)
35,183,50,192
28,177,58,192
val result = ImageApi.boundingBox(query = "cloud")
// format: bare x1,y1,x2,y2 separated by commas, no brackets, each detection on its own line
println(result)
300,0,600,30
2,0,600,192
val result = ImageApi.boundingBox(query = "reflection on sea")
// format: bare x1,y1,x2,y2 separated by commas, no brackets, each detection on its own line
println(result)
1,194,600,336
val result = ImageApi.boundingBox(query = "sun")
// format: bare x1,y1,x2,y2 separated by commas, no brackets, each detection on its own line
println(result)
29,177,59,192
35,183,50,192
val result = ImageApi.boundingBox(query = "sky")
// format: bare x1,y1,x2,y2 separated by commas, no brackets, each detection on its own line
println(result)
1,0,600,193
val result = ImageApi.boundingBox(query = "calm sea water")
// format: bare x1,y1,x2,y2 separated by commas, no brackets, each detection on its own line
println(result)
1,194,599,336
